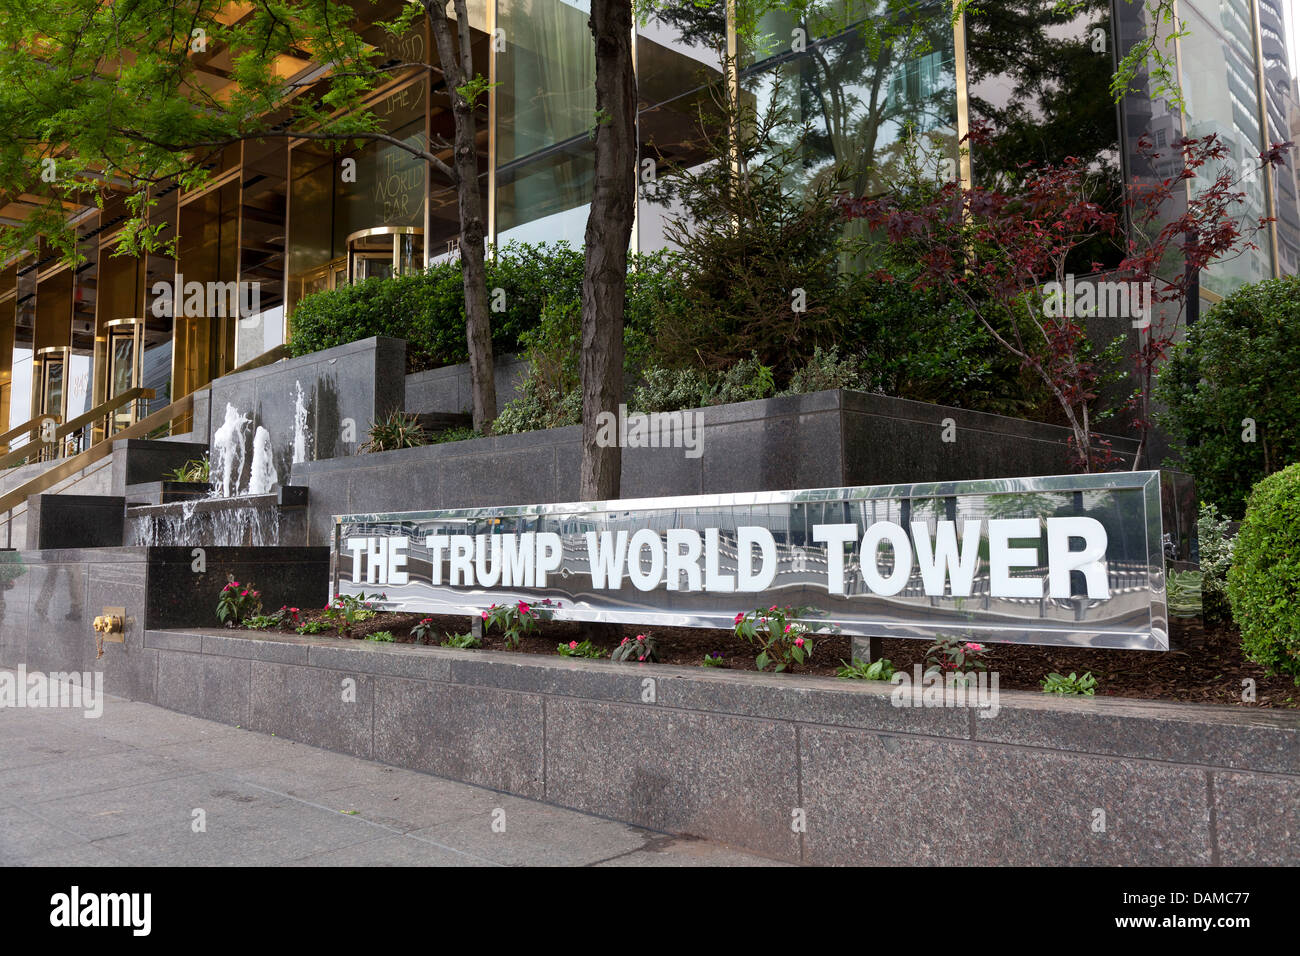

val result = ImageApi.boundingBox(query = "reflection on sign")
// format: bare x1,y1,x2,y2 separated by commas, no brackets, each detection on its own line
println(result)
333,472,1170,649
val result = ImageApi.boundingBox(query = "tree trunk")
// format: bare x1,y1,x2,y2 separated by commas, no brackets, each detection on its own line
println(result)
425,0,496,432
580,0,636,501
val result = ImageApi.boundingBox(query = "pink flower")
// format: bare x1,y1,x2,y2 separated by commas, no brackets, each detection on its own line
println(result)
733,612,744,625
783,624,791,633
481,611,488,620
769,605,777,612
518,601,531,615
620,637,629,645
794,637,805,647
240,590,248,597
964,642,983,651
638,656,645,661
569,641,578,650
636,635,645,642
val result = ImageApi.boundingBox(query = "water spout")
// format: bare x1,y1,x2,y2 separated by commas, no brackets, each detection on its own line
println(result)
211,404,250,498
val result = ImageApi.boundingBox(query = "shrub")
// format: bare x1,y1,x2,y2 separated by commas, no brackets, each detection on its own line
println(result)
288,241,672,375
630,365,715,414
360,410,429,453
1226,463,1300,683
1156,276,1300,517
1197,502,1236,624
491,378,582,435
785,346,873,396
366,631,396,643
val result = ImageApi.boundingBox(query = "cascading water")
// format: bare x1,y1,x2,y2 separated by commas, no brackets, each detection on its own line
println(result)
211,404,250,498
249,426,278,495
292,380,311,465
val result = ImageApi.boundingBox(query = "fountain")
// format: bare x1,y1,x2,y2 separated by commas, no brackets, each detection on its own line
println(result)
249,426,278,495
211,403,250,498
124,397,308,547
292,380,312,464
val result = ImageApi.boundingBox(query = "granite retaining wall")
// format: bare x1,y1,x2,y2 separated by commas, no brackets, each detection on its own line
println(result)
43,627,1300,866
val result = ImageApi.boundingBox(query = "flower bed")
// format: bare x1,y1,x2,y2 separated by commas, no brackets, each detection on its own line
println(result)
224,593,1298,708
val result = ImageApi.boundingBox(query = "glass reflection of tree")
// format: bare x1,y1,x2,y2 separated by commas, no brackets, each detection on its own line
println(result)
965,0,1123,266
756,1,959,200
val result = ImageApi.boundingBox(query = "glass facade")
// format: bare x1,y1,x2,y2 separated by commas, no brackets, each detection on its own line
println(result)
2,0,1298,445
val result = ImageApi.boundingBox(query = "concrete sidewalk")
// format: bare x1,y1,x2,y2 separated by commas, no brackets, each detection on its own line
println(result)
0,669,780,866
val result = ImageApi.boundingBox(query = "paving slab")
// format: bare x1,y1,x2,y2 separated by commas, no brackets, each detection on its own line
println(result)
0,667,780,867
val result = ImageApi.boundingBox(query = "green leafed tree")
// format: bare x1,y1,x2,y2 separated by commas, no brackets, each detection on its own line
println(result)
0,0,499,431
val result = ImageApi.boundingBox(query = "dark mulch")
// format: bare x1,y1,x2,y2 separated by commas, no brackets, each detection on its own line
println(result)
264,609,1298,709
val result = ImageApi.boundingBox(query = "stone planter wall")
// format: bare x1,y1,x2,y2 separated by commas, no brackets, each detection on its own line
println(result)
82,628,1300,866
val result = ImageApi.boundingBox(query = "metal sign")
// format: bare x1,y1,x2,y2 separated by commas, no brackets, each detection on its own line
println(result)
332,471,1170,649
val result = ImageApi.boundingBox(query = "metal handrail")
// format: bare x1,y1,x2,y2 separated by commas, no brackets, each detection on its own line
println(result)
0,386,156,472
0,392,194,519
0,413,61,452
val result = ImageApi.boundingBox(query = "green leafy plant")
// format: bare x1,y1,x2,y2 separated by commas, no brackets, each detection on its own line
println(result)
611,632,659,663
321,592,383,636
216,579,261,627
441,631,481,649
924,637,990,682
556,639,605,659
1155,276,1300,517
360,410,429,453
1197,502,1236,623
734,604,836,672
1227,462,1300,684
784,346,873,395
836,657,896,681
296,619,331,635
1040,671,1098,696
701,652,726,668
365,631,396,643
482,598,557,649
243,606,300,631
411,617,436,644
166,456,210,482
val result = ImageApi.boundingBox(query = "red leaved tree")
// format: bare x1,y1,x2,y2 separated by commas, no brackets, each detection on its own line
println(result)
840,129,1292,471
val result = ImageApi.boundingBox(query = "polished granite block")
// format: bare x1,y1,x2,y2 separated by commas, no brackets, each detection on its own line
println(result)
209,337,406,496
292,389,1147,548
799,724,1212,865
248,660,374,759
26,494,125,550
543,695,803,861
143,546,330,630
109,440,210,496
372,676,545,798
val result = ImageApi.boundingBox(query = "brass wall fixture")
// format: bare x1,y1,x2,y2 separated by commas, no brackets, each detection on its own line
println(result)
92,608,125,639
92,607,125,660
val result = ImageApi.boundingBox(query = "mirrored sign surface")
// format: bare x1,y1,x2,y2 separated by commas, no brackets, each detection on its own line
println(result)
333,471,1169,649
